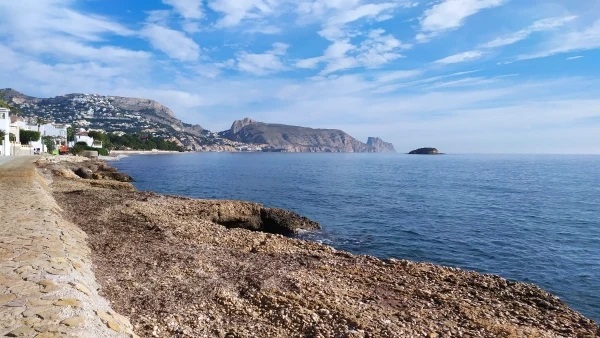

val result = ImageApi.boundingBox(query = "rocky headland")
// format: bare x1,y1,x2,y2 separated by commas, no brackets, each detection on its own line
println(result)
220,118,396,153
28,156,600,337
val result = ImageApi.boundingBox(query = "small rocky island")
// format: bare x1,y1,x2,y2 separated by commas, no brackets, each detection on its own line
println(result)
408,147,441,155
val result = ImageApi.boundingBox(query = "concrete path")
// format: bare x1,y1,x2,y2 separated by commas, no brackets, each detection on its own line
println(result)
0,157,137,338
0,157,14,167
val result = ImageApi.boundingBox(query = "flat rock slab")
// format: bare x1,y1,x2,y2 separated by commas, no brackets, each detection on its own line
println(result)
0,157,137,338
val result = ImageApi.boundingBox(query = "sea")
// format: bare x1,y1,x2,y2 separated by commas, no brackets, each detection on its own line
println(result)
112,153,600,322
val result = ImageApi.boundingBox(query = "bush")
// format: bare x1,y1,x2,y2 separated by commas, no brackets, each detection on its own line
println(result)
90,147,109,156
20,130,41,144
71,141,88,155
71,142,109,156
42,136,56,153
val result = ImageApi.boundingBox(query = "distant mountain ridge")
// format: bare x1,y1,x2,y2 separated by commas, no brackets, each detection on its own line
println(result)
220,118,396,153
1,88,396,153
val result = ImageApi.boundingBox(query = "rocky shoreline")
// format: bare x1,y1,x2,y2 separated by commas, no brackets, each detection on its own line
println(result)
37,157,599,337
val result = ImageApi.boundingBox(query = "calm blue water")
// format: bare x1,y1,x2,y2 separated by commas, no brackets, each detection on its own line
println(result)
113,153,600,322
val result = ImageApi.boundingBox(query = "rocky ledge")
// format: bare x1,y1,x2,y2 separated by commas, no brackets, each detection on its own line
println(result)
37,157,599,338
39,157,319,236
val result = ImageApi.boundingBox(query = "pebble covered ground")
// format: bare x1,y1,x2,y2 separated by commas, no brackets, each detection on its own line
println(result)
0,157,137,338
38,157,600,338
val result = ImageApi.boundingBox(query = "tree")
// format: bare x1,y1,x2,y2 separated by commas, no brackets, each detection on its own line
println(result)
87,130,111,148
36,117,46,132
20,130,41,144
42,136,56,153
66,126,75,142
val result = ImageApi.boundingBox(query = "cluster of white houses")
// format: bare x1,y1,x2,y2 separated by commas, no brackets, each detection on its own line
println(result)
0,107,101,156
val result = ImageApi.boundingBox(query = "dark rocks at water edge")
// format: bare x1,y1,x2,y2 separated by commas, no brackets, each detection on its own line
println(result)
220,117,397,153
409,147,442,155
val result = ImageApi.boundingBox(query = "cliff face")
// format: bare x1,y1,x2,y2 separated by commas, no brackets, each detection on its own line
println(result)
221,118,396,153
367,137,396,153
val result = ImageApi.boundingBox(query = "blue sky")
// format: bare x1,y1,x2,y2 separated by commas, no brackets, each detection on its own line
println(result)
0,0,599,153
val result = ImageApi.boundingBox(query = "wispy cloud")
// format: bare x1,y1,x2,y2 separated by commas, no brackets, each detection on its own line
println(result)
296,29,408,74
209,0,282,28
433,15,578,65
482,16,577,48
434,51,485,64
517,20,600,60
141,24,200,61
417,0,506,42
236,43,289,75
566,55,584,60
162,0,204,19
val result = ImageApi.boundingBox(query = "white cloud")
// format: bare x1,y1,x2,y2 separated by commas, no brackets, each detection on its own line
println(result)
141,25,200,61
328,2,397,25
295,57,322,69
0,1,134,42
296,0,361,18
373,70,423,83
418,0,506,41
433,15,579,66
0,0,147,72
209,0,282,27
518,20,600,60
297,29,407,74
317,1,407,41
163,0,204,19
24,37,150,64
356,29,405,68
236,43,289,75
482,16,577,48
182,21,201,33
435,50,485,64
566,55,584,60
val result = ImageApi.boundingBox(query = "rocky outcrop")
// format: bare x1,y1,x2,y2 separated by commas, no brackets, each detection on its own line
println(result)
221,118,396,153
366,137,396,153
230,117,256,134
54,158,135,182
168,199,321,235
409,147,441,155
37,157,319,235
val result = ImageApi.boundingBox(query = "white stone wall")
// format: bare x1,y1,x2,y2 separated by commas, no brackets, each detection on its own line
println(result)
0,108,9,156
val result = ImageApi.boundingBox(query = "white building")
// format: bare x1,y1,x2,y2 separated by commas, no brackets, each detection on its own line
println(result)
0,108,9,156
42,123,69,138
69,129,101,148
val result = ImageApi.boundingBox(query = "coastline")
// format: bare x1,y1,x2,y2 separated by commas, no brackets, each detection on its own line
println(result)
35,156,600,337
